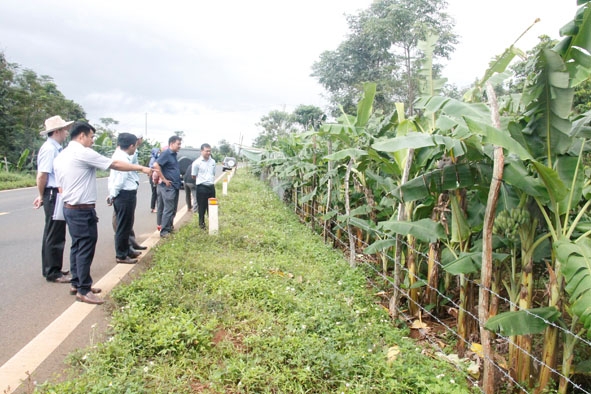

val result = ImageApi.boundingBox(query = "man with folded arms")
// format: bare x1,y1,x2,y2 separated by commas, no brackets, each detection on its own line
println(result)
33,115,73,284
54,122,152,305
107,133,141,264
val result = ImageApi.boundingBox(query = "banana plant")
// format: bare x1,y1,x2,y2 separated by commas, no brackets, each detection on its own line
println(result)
481,4,591,392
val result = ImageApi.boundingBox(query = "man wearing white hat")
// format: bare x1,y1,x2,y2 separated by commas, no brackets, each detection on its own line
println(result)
33,115,74,283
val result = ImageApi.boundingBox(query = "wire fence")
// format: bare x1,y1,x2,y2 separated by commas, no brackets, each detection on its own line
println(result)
288,198,591,394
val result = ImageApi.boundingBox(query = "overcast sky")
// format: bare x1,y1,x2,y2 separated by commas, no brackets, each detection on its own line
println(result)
0,1,580,148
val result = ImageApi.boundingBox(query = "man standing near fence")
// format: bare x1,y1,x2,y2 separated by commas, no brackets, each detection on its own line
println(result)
191,143,216,230
152,136,182,238
33,115,73,283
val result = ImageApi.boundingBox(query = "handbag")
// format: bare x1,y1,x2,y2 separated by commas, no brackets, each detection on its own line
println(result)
52,192,65,221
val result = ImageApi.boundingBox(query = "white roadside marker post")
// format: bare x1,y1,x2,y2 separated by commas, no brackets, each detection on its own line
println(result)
222,177,228,196
208,197,219,235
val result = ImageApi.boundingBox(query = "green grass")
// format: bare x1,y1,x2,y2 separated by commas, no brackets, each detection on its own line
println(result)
37,173,474,393
0,171,36,190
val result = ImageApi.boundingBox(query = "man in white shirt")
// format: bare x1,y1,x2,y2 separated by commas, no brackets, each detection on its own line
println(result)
107,133,141,264
54,122,152,305
33,115,73,283
191,143,216,229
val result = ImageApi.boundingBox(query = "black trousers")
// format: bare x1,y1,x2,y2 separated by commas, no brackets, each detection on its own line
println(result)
64,207,98,296
196,184,215,228
149,176,157,210
42,187,66,280
113,190,137,259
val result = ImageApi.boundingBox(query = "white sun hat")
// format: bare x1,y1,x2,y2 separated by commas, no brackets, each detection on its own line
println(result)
40,115,74,136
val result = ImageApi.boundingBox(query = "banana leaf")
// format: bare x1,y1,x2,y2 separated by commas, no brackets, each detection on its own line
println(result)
442,251,509,275
484,307,561,336
554,237,591,333
377,218,446,243
392,163,493,202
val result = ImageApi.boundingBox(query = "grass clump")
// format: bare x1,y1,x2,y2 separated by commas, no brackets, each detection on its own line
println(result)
37,172,474,393
0,171,35,190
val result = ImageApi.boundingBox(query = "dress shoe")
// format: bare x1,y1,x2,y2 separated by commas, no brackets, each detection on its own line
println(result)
132,244,147,250
116,256,138,264
70,287,101,296
76,292,105,305
128,251,141,258
48,275,72,284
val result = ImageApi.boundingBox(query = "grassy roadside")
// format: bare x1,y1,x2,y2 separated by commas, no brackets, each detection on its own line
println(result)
0,171,108,191
37,172,473,393
0,172,36,191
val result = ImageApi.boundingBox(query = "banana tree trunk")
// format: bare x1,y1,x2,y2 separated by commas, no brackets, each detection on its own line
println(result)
480,83,504,394
516,247,534,386
458,273,468,357
407,235,418,316
559,321,581,394
324,140,333,243
391,148,415,319
312,136,317,231
425,193,447,309
425,241,440,308
344,158,356,267
535,262,562,394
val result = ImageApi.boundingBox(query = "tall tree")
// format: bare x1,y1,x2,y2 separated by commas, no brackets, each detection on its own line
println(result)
253,110,296,148
311,0,457,115
217,139,237,157
292,105,325,131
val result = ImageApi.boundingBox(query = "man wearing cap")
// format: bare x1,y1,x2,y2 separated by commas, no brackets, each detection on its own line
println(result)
33,115,73,283
107,133,141,264
54,122,152,305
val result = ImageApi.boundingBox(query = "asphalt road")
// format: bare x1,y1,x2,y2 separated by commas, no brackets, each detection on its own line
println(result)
0,176,183,367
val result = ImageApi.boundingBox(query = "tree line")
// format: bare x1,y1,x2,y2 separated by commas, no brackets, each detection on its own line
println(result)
0,52,85,171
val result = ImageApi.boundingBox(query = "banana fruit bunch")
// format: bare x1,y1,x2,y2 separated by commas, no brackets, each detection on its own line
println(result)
492,208,531,241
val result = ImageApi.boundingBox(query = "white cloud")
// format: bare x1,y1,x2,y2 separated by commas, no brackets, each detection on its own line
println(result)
443,0,579,88
0,0,582,148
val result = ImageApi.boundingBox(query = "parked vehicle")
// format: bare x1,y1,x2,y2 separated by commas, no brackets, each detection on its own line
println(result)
222,157,237,172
